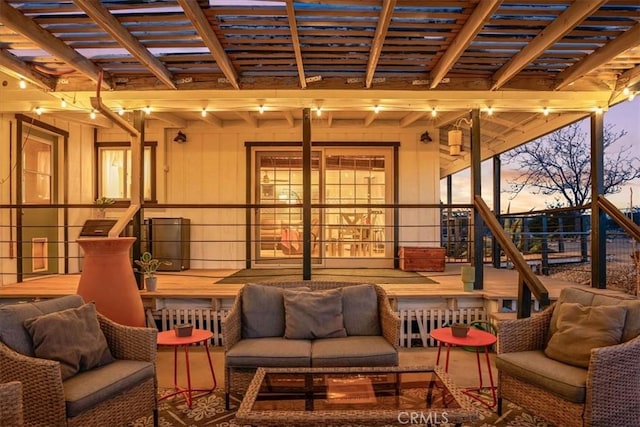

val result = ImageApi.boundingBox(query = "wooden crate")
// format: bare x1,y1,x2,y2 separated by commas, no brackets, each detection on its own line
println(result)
399,247,446,272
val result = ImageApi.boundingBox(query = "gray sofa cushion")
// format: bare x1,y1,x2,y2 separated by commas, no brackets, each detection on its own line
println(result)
342,284,381,336
311,336,398,367
63,360,154,418
226,337,311,367
496,350,587,403
0,295,84,356
241,284,286,338
24,303,115,380
283,289,347,339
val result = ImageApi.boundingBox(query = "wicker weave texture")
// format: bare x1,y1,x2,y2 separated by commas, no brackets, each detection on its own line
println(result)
0,306,157,427
223,282,401,400
0,381,24,426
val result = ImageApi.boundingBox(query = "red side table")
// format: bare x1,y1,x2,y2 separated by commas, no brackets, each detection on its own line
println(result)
157,329,217,408
430,327,497,409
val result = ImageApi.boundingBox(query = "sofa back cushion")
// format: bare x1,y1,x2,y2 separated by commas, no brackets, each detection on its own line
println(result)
544,302,627,368
342,284,381,336
241,284,287,338
0,295,84,356
283,288,347,339
549,287,640,343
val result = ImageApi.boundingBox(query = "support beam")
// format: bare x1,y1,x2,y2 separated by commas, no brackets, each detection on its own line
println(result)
283,110,295,127
0,49,55,91
302,108,312,280
590,112,606,289
74,0,176,89
285,0,306,89
492,155,501,268
235,111,257,127
0,0,112,90
363,111,377,127
365,0,396,88
470,109,484,289
54,112,113,129
556,23,640,90
151,112,187,128
399,111,427,128
201,113,223,127
177,0,239,89
430,0,501,89
491,0,605,90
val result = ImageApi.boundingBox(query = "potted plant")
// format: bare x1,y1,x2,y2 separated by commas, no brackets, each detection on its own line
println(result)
94,197,115,218
134,252,170,291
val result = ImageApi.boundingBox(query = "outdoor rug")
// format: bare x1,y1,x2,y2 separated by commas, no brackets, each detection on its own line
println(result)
216,268,437,284
132,388,552,426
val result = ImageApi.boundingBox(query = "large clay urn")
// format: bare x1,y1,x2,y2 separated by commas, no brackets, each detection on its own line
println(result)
76,237,145,327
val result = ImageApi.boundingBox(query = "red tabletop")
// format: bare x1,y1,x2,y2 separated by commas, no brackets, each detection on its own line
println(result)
430,327,496,347
157,329,213,346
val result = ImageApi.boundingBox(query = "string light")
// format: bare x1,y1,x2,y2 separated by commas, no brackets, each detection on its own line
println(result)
431,107,437,117
623,87,630,96
486,106,493,116
594,106,603,114
90,110,97,120
118,107,125,116
34,106,43,115
201,108,207,117
629,92,636,101
316,106,322,117
373,105,381,114
60,99,67,108
143,105,151,115
543,107,549,116
258,105,265,114
19,79,26,89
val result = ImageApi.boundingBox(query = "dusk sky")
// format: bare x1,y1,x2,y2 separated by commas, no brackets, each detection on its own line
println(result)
442,97,640,213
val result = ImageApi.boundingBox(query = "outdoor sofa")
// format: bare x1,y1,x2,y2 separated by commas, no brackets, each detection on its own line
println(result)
223,281,400,408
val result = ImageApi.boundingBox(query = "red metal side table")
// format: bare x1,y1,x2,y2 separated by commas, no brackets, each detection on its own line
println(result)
430,327,497,409
157,329,217,408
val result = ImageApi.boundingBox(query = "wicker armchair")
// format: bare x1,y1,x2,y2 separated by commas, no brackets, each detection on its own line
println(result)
496,288,640,427
0,295,158,427
0,381,23,426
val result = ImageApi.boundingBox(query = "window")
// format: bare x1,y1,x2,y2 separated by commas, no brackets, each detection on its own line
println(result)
96,142,156,201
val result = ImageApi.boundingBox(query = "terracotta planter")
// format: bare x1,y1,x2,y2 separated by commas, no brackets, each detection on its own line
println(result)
76,237,145,327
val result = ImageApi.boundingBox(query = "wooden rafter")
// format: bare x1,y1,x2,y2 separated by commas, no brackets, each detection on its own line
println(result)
201,113,222,127
399,111,427,128
0,0,112,89
177,0,239,89
235,111,257,127
430,0,501,89
556,23,640,90
363,111,377,127
285,0,306,89
0,49,55,91
492,0,606,90
152,112,186,127
73,0,176,89
365,0,396,88
283,110,295,127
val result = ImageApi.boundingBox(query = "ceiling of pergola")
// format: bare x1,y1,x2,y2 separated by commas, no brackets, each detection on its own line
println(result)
0,0,639,177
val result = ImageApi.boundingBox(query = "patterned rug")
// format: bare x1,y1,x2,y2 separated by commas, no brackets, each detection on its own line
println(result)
132,388,552,426
216,268,437,284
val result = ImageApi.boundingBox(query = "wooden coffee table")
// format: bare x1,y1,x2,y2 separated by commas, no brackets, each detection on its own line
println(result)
235,366,479,427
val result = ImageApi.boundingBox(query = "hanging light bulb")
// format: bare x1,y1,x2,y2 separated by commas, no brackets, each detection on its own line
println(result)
19,79,27,89
34,106,43,115
543,107,549,116
629,92,636,101
118,107,125,116
60,98,67,108
431,107,437,117
623,87,630,96
201,108,207,117
486,106,493,116
373,105,381,114
316,106,322,117
594,106,603,114
143,105,151,115
90,110,97,120
258,105,265,114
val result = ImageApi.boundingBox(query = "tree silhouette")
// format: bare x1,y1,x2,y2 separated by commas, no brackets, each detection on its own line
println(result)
503,123,640,208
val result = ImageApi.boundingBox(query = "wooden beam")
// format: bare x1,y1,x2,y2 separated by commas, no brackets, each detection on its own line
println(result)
285,0,306,89
151,112,186,127
484,114,525,132
235,111,257,127
430,0,501,89
434,111,469,128
54,111,113,129
0,0,112,90
283,110,295,127
615,64,640,91
492,0,605,90
399,111,427,128
177,0,239,89
365,0,396,88
201,113,222,127
73,0,176,89
363,111,377,127
0,49,56,91
556,23,640,90
327,112,333,128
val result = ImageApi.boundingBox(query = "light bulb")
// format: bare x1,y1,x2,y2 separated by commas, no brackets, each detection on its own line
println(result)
201,108,207,117
34,106,43,115
316,107,322,117
487,106,493,116
543,107,549,116
19,80,27,89
431,108,437,117
594,106,603,114
144,106,151,115
258,105,265,114
623,87,630,96
118,107,125,116
629,92,636,101
60,99,67,108
373,105,381,114
90,110,97,119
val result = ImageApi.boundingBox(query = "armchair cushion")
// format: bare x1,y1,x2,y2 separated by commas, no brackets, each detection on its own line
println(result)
24,303,115,380
63,359,154,417
0,294,83,356
545,303,627,368
283,288,347,339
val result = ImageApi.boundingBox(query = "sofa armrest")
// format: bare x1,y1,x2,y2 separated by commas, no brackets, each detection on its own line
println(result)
98,313,157,362
0,342,66,426
0,381,23,426
497,305,554,353
374,285,400,349
223,287,243,350
585,335,640,426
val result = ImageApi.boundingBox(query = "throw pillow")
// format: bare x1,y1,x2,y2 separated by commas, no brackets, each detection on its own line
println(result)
283,288,347,339
342,284,381,336
24,302,115,380
544,302,627,368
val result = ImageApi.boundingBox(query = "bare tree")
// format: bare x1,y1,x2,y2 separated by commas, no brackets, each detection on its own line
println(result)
503,123,640,207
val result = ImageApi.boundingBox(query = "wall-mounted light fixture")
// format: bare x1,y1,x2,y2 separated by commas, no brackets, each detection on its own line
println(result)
447,117,472,156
